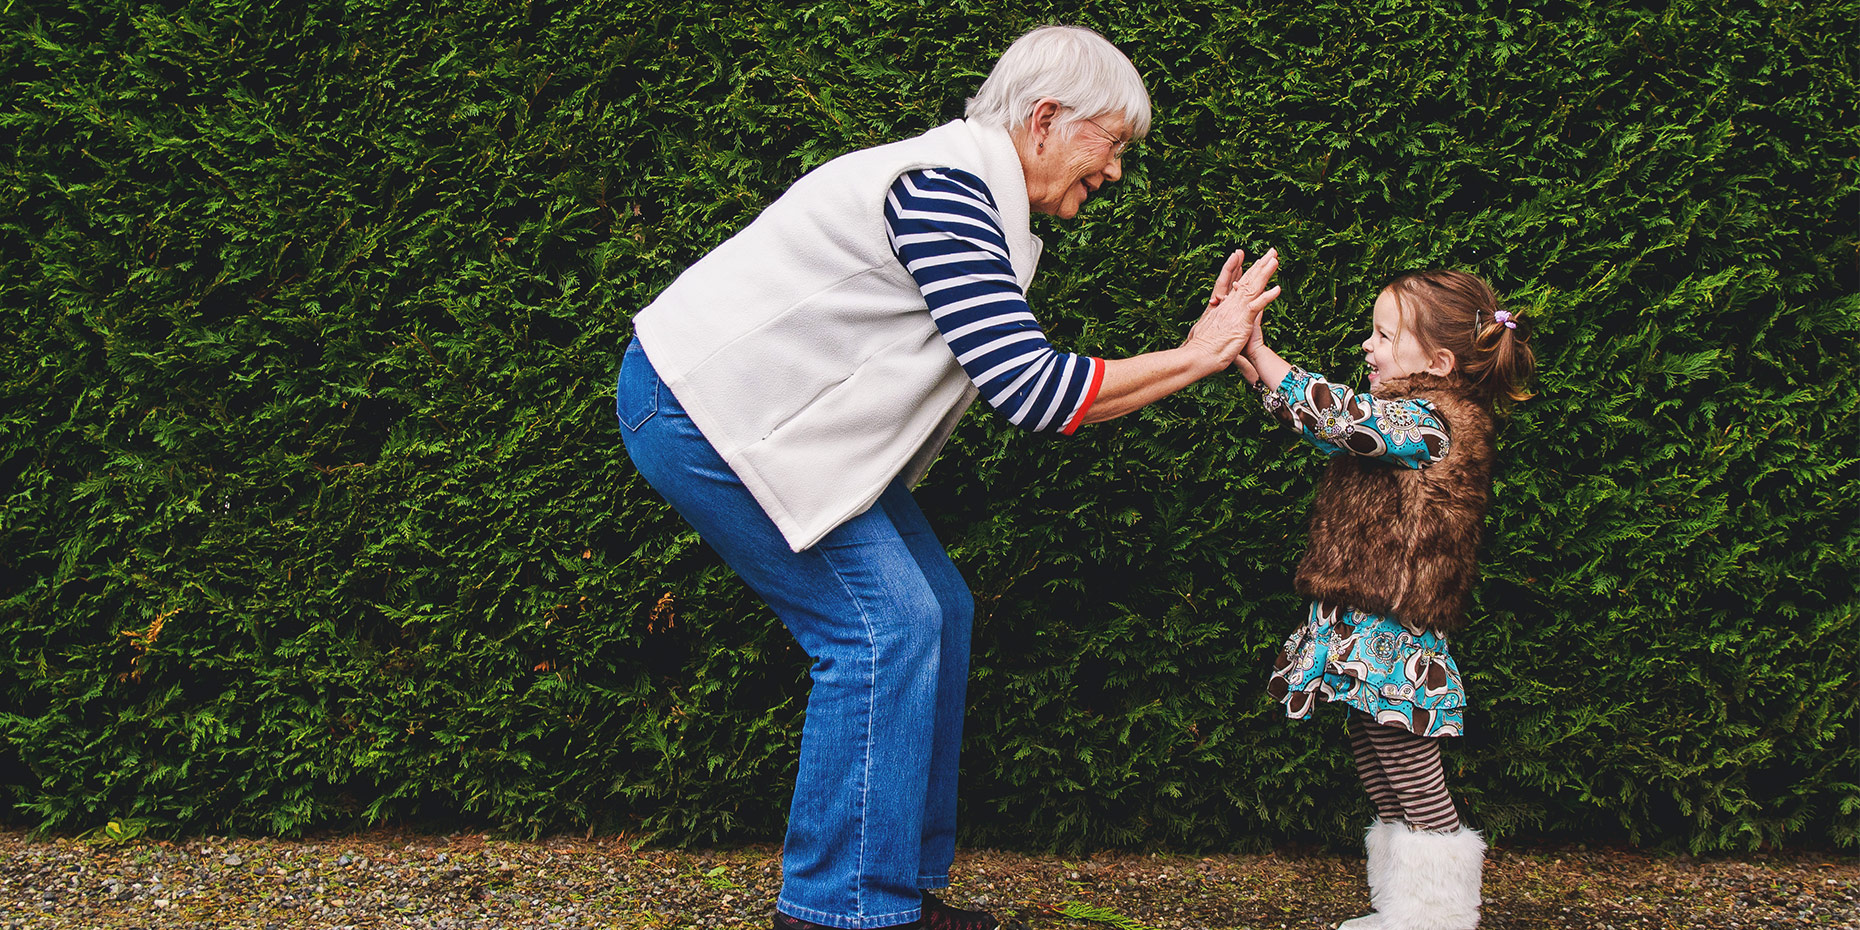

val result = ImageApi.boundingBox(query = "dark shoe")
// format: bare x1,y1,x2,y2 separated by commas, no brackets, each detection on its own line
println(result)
921,890,1021,930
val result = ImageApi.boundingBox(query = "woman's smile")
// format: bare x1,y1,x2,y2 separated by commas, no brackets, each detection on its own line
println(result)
1027,111,1130,218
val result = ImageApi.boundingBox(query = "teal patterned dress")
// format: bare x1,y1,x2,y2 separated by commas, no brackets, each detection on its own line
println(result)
1261,368,1467,738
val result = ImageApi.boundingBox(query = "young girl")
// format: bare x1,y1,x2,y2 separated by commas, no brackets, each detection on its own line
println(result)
1233,270,1535,930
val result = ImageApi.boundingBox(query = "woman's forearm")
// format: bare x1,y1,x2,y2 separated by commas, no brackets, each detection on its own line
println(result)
1079,345,1228,425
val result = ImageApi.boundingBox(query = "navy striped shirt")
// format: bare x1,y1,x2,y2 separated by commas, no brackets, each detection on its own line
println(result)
884,168,1104,434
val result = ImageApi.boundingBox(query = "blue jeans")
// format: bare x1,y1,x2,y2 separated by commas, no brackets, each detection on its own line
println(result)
615,339,973,929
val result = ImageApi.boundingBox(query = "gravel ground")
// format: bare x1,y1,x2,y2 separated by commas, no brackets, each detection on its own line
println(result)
0,827,1854,929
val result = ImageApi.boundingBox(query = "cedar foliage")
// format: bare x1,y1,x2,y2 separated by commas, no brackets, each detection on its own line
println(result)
2,0,1855,852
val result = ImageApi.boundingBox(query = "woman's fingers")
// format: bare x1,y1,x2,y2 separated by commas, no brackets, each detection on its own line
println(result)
1245,287,1273,350
1184,247,1281,365
1237,248,1278,293
1218,248,1279,309
1222,249,1246,288
1207,249,1246,308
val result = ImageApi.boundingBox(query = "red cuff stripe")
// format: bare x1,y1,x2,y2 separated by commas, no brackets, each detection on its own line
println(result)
1060,359,1106,435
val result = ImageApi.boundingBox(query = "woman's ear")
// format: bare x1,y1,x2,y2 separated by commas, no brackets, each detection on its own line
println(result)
1027,98,1063,151
1428,348,1457,376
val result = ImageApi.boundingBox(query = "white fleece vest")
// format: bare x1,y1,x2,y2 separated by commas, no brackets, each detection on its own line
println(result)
633,119,1043,551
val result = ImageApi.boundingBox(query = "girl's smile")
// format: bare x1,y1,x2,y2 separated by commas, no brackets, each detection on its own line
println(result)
1363,289,1450,386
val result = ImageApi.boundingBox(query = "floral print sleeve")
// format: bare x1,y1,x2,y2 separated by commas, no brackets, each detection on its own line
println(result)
1258,367,1449,469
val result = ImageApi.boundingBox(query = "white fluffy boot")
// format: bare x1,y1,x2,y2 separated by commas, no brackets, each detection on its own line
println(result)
1377,824,1486,930
1335,820,1402,929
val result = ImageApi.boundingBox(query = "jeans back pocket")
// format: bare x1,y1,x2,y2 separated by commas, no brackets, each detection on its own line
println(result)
616,341,660,432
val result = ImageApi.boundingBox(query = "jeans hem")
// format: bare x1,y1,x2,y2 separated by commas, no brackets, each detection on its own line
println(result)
917,874,949,888
777,898,921,929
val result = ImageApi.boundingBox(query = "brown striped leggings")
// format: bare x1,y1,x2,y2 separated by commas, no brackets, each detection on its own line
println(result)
1348,709,1462,832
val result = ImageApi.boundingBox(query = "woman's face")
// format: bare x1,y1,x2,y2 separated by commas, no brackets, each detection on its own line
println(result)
1362,289,1440,387
1025,111,1130,219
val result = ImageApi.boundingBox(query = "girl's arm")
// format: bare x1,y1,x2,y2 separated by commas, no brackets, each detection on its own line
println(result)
1239,340,1293,394
1264,369,1450,468
1216,278,1445,468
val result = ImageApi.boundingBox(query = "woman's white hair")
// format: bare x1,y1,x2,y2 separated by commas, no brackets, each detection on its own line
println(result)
965,25,1152,139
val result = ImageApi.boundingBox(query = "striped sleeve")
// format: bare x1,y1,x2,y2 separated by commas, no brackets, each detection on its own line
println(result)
884,167,1104,434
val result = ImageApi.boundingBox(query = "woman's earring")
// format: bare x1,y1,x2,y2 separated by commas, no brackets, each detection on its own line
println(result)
1038,142,1045,153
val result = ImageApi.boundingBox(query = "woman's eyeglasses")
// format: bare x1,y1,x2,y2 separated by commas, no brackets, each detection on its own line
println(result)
1080,116,1133,157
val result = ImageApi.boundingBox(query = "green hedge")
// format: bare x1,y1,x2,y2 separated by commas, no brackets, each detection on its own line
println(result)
3,0,1855,852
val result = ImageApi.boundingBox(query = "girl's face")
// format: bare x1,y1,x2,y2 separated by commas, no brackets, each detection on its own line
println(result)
1362,289,1443,387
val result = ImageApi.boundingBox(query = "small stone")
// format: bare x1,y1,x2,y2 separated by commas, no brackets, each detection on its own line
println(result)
223,855,244,867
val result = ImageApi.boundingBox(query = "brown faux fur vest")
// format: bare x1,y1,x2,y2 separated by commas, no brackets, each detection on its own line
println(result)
1292,371,1496,634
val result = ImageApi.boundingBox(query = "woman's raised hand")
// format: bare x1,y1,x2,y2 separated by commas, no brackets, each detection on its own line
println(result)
1185,247,1280,368
1203,249,1247,313
1076,247,1282,425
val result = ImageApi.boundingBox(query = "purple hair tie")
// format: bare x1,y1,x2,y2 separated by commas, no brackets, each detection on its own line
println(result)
1493,310,1517,329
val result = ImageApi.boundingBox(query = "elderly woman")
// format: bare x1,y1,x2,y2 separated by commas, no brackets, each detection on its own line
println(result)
617,25,1278,930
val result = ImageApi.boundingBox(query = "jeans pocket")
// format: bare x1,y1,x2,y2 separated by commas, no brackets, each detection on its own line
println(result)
616,343,660,432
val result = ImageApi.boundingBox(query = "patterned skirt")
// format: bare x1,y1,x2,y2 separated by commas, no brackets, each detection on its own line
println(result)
1267,600,1465,738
